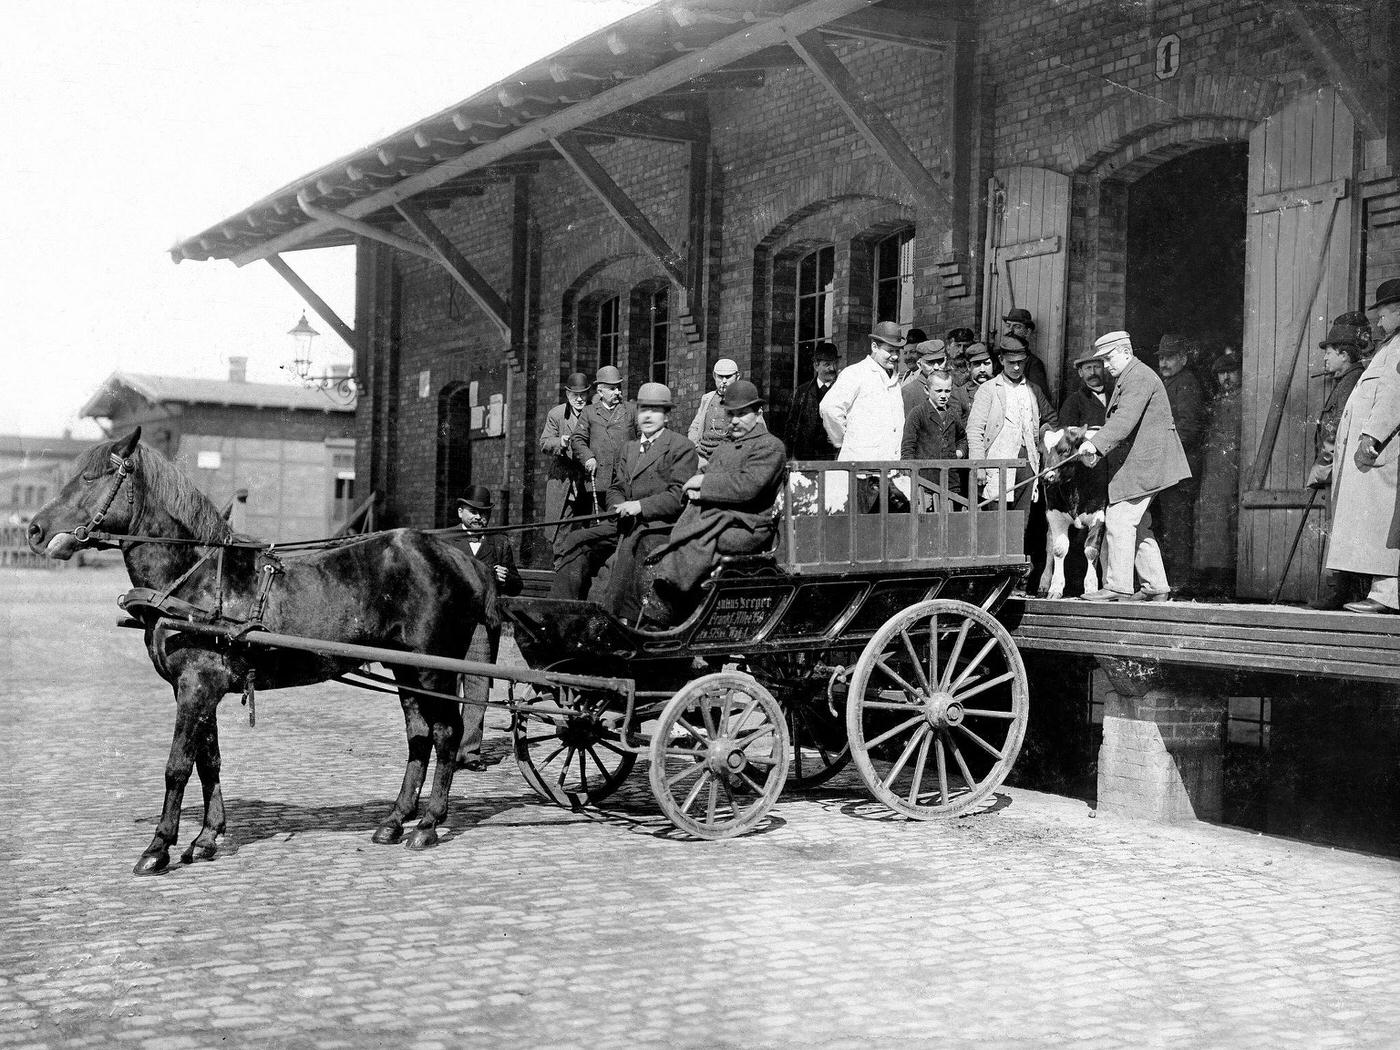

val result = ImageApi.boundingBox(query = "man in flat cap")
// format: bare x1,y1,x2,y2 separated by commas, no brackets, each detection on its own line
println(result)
538,371,591,563
1306,322,1368,608
1076,331,1190,601
965,342,996,389
784,341,840,460
967,337,1057,508
1325,279,1400,613
570,364,638,510
649,379,786,624
452,485,522,770
1154,334,1208,590
1002,309,1050,396
897,327,929,385
1059,350,1112,430
689,358,741,467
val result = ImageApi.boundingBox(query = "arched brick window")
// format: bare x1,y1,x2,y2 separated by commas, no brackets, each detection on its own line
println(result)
630,279,670,386
792,243,835,402
873,227,916,332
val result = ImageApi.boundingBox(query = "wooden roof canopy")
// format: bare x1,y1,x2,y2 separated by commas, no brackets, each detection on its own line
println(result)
169,0,964,266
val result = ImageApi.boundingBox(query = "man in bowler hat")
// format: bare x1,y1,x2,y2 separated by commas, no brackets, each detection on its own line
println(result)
570,364,638,503
538,371,591,564
453,485,522,770
784,341,840,460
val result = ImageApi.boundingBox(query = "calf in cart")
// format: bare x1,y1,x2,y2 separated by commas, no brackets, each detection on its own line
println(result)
1037,426,1106,599
27,428,500,875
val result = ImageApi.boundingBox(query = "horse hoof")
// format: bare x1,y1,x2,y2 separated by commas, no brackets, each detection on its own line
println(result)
371,824,403,845
406,827,439,851
133,850,170,876
180,842,217,865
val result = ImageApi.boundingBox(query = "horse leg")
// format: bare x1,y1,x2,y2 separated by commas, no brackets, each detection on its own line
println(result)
1083,515,1106,595
181,712,225,864
135,670,219,876
372,684,433,845
1043,511,1071,599
407,677,464,851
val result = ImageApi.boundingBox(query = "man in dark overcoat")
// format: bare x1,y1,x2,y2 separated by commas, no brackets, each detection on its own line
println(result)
570,364,638,501
1306,322,1367,609
1077,331,1191,601
784,341,840,460
1059,351,1112,430
538,371,591,564
1154,335,1208,591
649,379,786,621
451,485,522,770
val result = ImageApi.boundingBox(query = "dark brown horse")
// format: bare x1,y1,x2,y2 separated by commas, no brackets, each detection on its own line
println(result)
27,428,498,875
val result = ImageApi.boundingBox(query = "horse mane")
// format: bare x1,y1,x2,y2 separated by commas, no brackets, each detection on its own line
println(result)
133,444,235,544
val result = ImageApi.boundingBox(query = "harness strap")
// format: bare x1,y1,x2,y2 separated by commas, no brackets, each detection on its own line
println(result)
252,553,283,624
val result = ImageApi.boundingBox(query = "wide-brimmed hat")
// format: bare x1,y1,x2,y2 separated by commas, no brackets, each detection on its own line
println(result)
1003,308,1036,329
869,321,907,348
595,364,623,385
916,339,948,363
1158,333,1190,360
564,371,592,393
720,379,764,411
1319,323,1366,349
966,342,992,363
454,485,494,511
1368,279,1400,311
1210,350,1241,374
1092,331,1133,359
635,382,673,408
712,357,739,377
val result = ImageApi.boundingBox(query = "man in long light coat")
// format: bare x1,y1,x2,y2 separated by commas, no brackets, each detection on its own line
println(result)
1077,331,1191,601
1327,279,1400,614
966,340,1057,506
820,322,906,511
537,371,591,564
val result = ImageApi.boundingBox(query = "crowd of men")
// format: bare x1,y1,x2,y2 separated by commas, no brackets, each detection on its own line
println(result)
453,277,1400,629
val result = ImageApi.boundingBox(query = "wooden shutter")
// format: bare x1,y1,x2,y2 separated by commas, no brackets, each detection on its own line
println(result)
986,166,1070,400
1238,88,1356,601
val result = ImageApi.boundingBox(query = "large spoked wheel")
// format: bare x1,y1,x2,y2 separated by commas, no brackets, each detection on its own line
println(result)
648,672,790,839
747,652,852,790
513,663,636,809
846,599,1028,820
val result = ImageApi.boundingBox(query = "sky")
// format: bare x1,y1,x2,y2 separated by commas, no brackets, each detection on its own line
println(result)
0,0,643,438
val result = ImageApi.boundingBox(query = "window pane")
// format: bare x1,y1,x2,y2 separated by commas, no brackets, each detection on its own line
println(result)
818,245,834,288
799,250,816,290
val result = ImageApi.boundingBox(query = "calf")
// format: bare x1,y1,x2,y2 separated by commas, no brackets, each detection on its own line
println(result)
1037,426,1107,599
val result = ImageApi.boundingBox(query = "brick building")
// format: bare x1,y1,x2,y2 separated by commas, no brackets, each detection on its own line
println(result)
0,433,91,524
80,364,357,541
171,0,1399,842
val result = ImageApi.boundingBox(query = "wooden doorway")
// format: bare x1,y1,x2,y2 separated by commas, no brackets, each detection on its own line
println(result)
1238,88,1358,602
436,384,473,528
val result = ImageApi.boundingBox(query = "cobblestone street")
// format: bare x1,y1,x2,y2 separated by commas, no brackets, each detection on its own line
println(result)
2,566,1398,1049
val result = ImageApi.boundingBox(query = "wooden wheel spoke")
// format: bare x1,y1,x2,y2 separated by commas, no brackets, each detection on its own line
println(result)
540,744,567,767
705,778,718,825
715,692,734,737
661,746,708,761
555,747,578,786
928,613,939,690
935,734,950,804
576,748,589,791
680,770,711,813
954,670,1016,704
585,745,614,780
948,735,978,790
900,630,933,694
594,738,629,755
730,696,761,736
700,698,720,739
665,760,705,790
522,733,560,746
864,698,920,711
739,771,766,794
908,730,932,807
953,721,1003,761
950,637,999,692
960,706,1017,720
881,724,929,789
939,619,972,690
874,657,921,698
716,775,741,816
675,718,708,745
745,753,778,769
862,713,926,751
735,723,776,748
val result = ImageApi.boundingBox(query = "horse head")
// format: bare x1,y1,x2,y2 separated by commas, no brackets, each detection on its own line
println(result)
28,428,144,559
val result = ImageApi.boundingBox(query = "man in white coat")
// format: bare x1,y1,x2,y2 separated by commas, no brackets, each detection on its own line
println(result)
1327,278,1400,614
820,321,907,511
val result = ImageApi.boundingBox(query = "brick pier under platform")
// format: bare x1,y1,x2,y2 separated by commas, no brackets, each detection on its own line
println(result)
1003,599,1400,825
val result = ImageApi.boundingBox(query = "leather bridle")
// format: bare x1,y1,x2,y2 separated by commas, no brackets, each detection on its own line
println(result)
72,452,136,544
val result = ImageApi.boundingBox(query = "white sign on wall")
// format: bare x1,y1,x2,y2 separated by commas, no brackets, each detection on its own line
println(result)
196,450,221,469
418,370,431,398
1155,34,1181,80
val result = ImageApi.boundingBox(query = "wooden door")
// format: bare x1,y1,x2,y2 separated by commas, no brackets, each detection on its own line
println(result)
986,166,1070,400
1238,88,1357,601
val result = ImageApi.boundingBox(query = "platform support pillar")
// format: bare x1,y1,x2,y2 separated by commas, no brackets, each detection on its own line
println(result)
1094,658,1227,823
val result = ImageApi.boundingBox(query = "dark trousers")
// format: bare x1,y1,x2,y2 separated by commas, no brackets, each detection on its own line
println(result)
604,526,670,626
549,525,617,602
1155,479,1199,588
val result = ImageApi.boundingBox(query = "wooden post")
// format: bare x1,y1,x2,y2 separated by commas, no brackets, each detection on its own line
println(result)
393,199,511,339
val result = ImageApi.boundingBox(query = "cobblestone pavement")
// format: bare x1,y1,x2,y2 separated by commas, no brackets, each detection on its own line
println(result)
2,566,1398,1050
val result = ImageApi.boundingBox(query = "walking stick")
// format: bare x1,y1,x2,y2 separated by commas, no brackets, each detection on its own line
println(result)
976,455,1081,509
1272,487,1321,604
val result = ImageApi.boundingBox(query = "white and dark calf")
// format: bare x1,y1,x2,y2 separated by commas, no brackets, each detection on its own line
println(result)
1038,427,1107,599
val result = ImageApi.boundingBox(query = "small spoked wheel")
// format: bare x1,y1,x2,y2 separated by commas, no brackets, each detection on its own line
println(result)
846,599,1028,820
513,671,635,809
747,652,851,790
648,672,790,839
